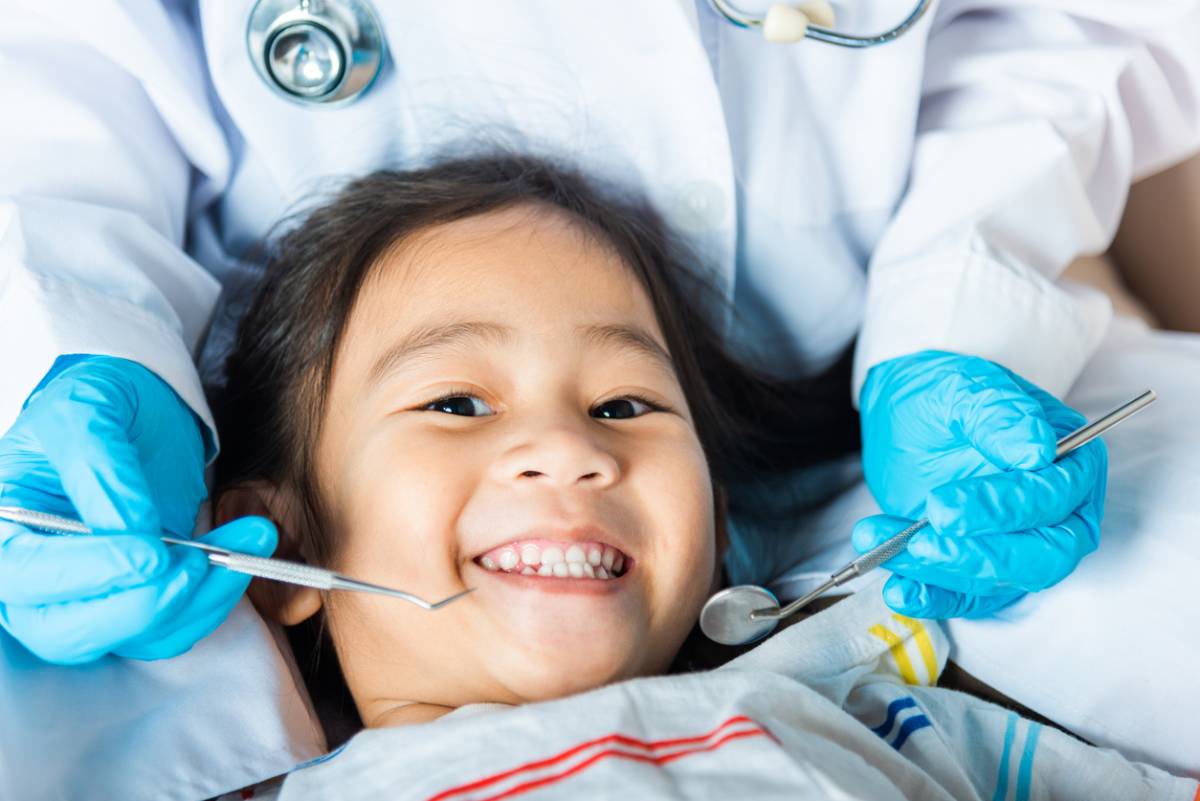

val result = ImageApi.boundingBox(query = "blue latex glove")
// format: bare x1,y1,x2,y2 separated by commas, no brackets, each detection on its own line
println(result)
0,355,277,664
854,351,1107,618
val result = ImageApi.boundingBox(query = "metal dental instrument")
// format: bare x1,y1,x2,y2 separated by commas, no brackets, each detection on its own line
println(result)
700,389,1158,646
0,506,473,611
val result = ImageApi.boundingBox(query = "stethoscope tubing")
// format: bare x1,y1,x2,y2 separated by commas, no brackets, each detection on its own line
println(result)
706,0,935,47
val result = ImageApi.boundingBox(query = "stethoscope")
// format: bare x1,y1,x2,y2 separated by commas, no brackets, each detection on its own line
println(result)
247,0,934,106
246,0,385,106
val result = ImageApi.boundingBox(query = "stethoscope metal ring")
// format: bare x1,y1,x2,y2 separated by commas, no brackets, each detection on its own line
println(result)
247,0,386,107
706,0,935,47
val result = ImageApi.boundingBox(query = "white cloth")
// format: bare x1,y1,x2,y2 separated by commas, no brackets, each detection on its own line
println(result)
0,598,325,801
772,315,1200,777
264,580,1195,801
2,1,1200,440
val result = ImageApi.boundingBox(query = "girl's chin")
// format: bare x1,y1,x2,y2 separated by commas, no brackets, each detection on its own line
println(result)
489,623,663,698
505,655,643,702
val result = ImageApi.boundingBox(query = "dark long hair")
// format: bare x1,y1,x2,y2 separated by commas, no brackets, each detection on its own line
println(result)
208,154,859,744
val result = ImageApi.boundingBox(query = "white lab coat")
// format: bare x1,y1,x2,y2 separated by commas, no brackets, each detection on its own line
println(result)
1,0,1199,447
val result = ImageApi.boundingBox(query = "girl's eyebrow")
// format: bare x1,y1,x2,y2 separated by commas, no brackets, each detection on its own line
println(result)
366,320,676,389
578,323,676,377
367,321,514,387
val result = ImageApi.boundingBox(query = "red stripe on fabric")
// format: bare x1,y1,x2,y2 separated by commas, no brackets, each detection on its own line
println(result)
472,728,767,801
427,714,753,801
426,716,764,801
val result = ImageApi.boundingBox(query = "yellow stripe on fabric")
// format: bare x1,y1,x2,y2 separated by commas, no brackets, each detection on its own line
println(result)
868,624,918,685
891,615,939,684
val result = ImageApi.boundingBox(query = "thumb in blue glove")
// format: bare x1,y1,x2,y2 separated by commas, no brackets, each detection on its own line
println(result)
114,516,278,660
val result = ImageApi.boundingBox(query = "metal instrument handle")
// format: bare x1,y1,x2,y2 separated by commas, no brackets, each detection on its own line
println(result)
208,551,335,591
846,519,930,580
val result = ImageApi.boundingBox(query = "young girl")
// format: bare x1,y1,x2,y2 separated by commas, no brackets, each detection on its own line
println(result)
207,156,1195,800
209,154,858,733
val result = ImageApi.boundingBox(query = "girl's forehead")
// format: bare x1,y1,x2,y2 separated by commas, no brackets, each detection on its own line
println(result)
352,206,663,340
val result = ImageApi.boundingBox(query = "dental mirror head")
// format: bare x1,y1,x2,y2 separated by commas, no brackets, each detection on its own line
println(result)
699,584,781,646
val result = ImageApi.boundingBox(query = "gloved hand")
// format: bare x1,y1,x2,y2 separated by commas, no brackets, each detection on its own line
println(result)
0,355,277,664
853,351,1107,618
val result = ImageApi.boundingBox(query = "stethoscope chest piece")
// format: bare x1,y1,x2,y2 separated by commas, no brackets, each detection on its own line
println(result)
247,0,385,107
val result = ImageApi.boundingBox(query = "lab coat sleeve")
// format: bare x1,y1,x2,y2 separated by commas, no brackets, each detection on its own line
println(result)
851,1,1200,403
0,2,230,449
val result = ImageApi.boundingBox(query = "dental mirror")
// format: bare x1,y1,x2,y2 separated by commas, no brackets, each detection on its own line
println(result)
699,584,780,646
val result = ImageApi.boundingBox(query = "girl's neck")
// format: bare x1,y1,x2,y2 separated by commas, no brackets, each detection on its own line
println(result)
370,701,454,728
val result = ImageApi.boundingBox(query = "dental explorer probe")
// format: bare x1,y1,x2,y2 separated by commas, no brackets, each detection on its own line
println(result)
0,506,473,611
700,389,1158,646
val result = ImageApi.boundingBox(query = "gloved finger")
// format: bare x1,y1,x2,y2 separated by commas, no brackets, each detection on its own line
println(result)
0,546,208,665
854,509,1100,596
881,575,1026,619
24,380,162,535
1004,373,1087,435
944,365,1057,471
197,516,279,557
114,593,246,661
0,521,169,605
900,509,1101,595
112,517,277,661
0,444,72,514
853,515,984,594
924,440,1106,536
851,514,925,564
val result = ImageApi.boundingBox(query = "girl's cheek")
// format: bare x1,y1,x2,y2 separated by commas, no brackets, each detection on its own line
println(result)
343,436,480,569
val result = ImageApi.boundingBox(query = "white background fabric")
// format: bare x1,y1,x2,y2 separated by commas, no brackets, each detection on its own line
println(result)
0,596,325,801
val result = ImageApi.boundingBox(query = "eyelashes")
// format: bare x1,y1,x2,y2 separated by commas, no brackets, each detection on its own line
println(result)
422,393,495,417
591,394,668,420
418,391,671,419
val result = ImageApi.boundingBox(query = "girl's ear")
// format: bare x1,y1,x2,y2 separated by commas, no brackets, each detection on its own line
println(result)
214,482,323,626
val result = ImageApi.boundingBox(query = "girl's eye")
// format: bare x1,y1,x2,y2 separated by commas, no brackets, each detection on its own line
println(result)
423,395,495,417
591,396,662,420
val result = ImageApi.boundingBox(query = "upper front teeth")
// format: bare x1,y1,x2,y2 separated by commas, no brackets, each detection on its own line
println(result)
478,541,627,579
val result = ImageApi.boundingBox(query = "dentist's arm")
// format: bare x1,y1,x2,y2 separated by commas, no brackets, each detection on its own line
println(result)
852,1,1200,617
0,2,271,663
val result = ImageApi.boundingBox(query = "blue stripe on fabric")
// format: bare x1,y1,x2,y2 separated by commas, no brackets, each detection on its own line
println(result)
890,714,931,751
1015,723,1042,801
293,741,351,771
992,712,1019,801
870,697,918,737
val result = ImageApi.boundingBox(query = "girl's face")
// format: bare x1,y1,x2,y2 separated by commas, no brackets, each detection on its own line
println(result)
271,204,719,726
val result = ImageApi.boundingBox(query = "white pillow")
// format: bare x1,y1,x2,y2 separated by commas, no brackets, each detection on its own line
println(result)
0,596,326,801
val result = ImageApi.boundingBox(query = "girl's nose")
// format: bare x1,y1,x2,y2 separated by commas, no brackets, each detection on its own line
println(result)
490,428,620,489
